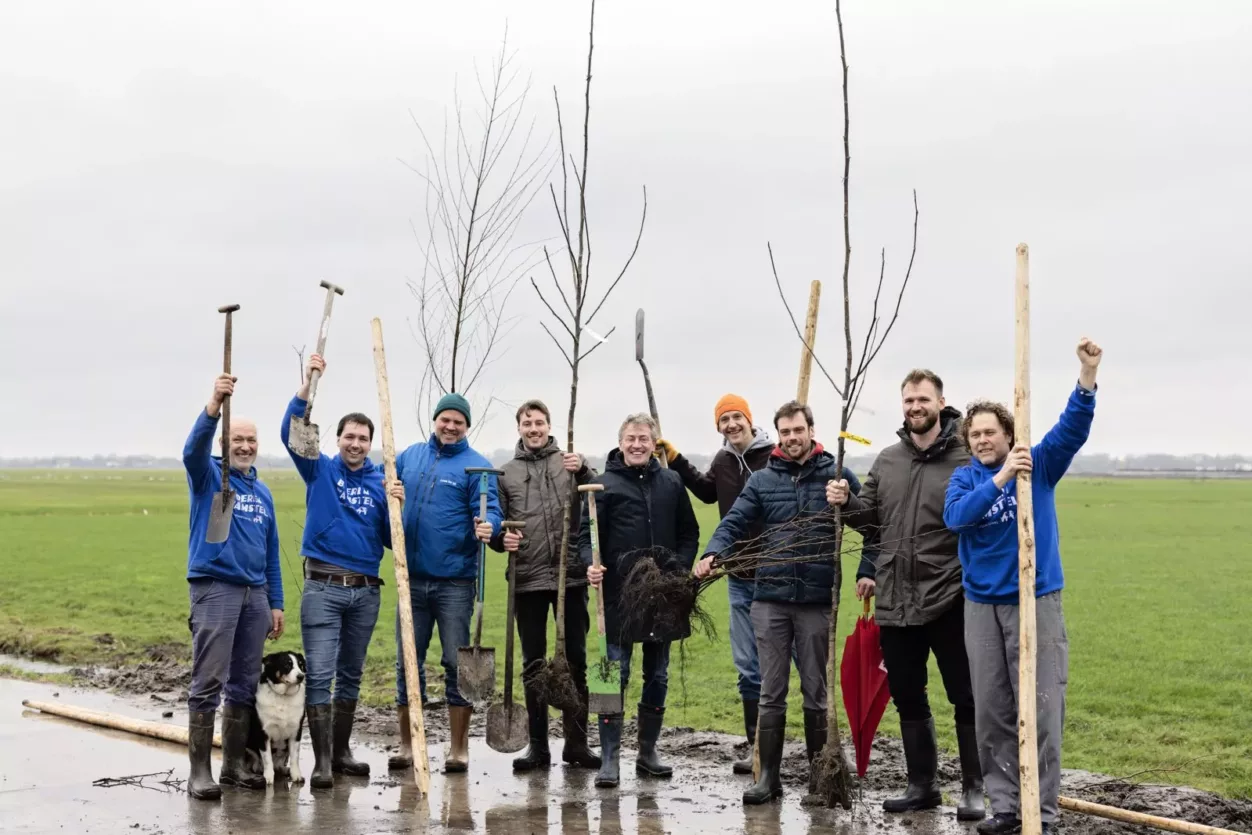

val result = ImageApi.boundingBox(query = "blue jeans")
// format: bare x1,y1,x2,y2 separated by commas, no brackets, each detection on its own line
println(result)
187,579,271,713
395,578,476,708
300,579,381,706
728,576,762,701
606,641,671,710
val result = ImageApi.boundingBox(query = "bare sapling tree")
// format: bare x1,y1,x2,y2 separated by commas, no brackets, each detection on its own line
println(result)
404,27,555,437
528,0,647,708
768,0,919,809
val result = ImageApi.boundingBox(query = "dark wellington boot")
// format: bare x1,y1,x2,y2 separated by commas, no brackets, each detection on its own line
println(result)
187,710,222,800
217,703,265,790
882,717,942,813
306,703,335,790
733,699,759,776
331,699,370,776
742,712,785,805
594,714,622,788
956,720,987,821
634,703,672,778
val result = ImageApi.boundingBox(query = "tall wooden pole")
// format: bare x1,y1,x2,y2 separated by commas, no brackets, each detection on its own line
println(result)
1015,244,1041,835
797,280,822,402
372,317,431,797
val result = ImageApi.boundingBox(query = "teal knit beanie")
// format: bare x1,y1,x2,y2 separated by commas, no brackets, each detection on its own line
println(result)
433,392,472,427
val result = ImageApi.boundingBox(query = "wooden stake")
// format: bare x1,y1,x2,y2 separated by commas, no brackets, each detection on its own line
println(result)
1058,796,1245,835
1015,243,1041,835
21,699,222,747
797,280,822,403
752,279,824,782
372,317,431,797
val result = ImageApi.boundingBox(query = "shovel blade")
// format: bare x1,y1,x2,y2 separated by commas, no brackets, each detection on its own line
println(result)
485,700,528,753
205,490,235,543
587,655,622,715
287,415,321,460
456,647,495,703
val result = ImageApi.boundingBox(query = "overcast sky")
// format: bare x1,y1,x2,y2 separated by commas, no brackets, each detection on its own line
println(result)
3,0,1249,460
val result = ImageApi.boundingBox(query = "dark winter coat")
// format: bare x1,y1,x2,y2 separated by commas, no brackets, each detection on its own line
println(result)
489,437,596,594
669,427,775,579
577,449,700,645
842,407,970,627
704,443,862,606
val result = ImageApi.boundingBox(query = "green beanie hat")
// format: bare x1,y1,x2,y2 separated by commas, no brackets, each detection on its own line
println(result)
433,392,472,427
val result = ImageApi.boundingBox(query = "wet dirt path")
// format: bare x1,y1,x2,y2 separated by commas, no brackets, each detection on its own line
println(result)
3,676,1249,834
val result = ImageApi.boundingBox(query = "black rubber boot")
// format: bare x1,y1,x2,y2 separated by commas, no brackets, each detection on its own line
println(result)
307,703,335,790
803,707,827,793
733,698,759,775
331,699,370,776
956,720,987,821
512,689,551,771
594,714,622,788
187,710,221,800
634,703,672,778
882,717,942,812
742,712,785,804
977,813,1023,835
561,706,601,769
217,704,265,790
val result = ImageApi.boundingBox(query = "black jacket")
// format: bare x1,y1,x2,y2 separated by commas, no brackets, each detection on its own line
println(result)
705,444,860,605
577,449,700,644
843,407,970,627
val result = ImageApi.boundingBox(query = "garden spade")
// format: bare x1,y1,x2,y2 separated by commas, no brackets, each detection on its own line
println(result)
288,280,345,459
486,520,528,753
458,465,504,702
634,308,667,469
579,484,621,715
206,304,240,544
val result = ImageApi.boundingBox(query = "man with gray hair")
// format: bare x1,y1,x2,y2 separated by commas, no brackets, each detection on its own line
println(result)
580,412,700,789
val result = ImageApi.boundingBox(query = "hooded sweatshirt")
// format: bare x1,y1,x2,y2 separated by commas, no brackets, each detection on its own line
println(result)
182,408,284,610
395,434,502,581
943,383,1096,604
280,396,392,577
671,426,776,517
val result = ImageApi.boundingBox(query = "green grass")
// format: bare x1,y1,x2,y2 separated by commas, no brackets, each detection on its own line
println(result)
1,470,1249,798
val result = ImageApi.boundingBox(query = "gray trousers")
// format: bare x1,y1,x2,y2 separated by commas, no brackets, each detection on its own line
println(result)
751,600,831,721
965,592,1069,824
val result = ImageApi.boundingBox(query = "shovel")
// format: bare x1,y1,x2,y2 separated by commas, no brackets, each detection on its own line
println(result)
287,280,345,459
206,304,239,544
579,484,621,715
457,465,504,703
486,520,528,752
634,308,667,469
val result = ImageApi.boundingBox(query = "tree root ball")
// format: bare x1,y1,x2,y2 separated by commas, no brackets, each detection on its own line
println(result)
810,743,854,810
617,552,717,643
525,654,584,714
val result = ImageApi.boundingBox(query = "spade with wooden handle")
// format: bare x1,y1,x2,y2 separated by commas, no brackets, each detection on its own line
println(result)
579,483,622,715
634,308,667,469
486,520,528,753
206,304,239,544
288,280,345,459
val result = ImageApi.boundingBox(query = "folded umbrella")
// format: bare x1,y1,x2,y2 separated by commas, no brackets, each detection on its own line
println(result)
840,597,891,777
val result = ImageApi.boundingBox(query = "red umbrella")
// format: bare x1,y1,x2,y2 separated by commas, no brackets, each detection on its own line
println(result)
840,597,891,777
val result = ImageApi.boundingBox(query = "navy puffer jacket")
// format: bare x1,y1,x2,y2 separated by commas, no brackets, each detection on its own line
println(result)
704,443,861,605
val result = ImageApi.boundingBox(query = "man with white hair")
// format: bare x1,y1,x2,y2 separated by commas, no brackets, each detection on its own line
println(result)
581,412,699,789
182,372,284,800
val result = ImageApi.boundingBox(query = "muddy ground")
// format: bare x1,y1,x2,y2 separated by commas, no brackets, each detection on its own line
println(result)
1,649,1247,834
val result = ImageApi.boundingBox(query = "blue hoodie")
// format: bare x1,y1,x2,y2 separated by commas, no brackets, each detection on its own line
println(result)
183,408,284,610
281,396,392,577
943,383,1096,605
396,434,503,581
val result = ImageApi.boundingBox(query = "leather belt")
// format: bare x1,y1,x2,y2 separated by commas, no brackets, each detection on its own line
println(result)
306,571,382,587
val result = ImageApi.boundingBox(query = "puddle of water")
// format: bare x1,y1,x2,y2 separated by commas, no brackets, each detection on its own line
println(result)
0,654,72,675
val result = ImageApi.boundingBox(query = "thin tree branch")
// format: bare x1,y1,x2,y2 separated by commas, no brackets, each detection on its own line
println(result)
768,243,844,397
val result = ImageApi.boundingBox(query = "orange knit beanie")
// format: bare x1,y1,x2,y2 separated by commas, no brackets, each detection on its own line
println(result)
714,394,753,429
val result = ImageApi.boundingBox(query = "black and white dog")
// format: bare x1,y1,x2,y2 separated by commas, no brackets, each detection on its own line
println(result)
246,651,307,786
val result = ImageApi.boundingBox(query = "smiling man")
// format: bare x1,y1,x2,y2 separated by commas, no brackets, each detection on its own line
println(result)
654,394,776,775
943,338,1102,835
280,354,403,790
695,401,860,805
826,369,981,821
182,373,284,800
581,413,699,789
488,399,601,771
387,392,501,776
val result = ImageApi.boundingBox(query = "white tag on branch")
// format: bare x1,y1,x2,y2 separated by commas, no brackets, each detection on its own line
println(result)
582,326,609,345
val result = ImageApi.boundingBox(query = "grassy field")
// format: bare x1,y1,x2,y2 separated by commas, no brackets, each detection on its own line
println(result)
1,469,1249,798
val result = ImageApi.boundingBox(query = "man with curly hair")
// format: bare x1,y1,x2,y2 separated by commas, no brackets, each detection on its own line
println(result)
943,338,1103,835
